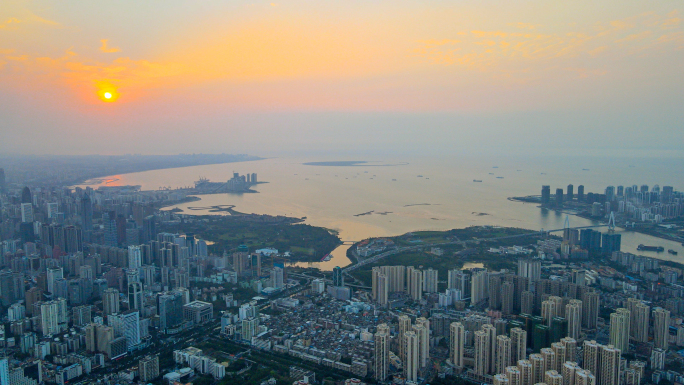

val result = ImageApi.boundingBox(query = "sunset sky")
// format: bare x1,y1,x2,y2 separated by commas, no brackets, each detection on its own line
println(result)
1,1,682,157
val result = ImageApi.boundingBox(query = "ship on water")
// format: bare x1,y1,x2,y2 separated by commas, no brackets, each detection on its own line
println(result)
637,244,664,252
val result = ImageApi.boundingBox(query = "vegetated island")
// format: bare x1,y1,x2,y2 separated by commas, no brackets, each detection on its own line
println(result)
347,226,542,286
159,214,341,263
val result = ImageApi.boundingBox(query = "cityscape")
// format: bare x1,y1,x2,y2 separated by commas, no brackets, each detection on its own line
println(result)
1,1,683,385
1,160,684,385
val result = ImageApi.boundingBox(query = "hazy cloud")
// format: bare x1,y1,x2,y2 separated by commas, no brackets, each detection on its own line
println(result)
415,11,683,77
99,39,121,53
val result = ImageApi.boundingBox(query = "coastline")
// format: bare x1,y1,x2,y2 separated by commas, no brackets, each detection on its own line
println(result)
509,195,684,246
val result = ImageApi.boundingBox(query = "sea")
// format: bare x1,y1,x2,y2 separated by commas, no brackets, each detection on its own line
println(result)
77,155,684,270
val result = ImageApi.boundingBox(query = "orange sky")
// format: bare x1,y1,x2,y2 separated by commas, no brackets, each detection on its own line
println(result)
0,1,683,156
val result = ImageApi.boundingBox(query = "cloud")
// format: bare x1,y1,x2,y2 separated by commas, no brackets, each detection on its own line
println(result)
508,22,541,30
415,10,683,76
588,46,607,56
615,30,652,43
100,39,121,53
0,17,21,29
417,39,460,46
0,45,185,102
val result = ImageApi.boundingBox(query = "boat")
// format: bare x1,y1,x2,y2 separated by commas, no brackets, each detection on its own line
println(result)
637,244,664,252
473,180,482,182
392,179,397,181
320,254,332,262
496,177,504,179
669,249,678,255
489,173,494,175
417,175,423,177
493,166,498,168
582,169,590,171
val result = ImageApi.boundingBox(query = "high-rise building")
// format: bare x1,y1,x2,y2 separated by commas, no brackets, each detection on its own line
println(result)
73,305,92,327
510,327,527,363
409,268,423,301
497,335,513,375
494,374,510,385
21,202,34,223
128,246,142,269
128,281,143,311
374,323,390,381
609,308,630,353
474,329,490,376
471,270,489,304
653,307,670,350
423,268,438,293
102,288,120,316
40,298,68,336
47,267,63,295
506,366,522,385
601,233,621,255
582,340,600,378
448,269,471,297
0,168,5,194
623,368,640,385
81,194,93,231
599,345,620,385
581,291,599,329
551,342,567,372
517,360,532,385
502,281,515,315
626,298,649,344
521,291,534,315
109,310,141,349
404,331,419,382
270,267,284,289
555,188,564,207
529,354,544,385
567,184,574,201
560,337,577,363
575,368,595,385
545,370,563,385
311,279,325,294
332,266,344,287
372,268,388,306
541,186,551,205
562,362,580,385
415,317,430,368
566,300,582,339
542,300,557,327
398,315,412,363
577,185,585,201
450,322,465,368
650,348,665,370
139,355,160,382
104,211,118,247
540,348,556,375
518,259,541,282
158,291,184,333
482,324,498,375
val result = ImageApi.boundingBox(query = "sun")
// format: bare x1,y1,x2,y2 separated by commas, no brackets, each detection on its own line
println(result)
97,87,119,102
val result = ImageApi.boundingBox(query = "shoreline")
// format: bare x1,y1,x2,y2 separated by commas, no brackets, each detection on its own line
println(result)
509,195,684,246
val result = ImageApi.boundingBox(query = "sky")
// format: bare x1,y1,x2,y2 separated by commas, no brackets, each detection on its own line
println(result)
1,0,683,158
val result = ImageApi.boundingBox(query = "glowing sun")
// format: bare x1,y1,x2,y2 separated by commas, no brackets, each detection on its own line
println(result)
98,87,119,102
